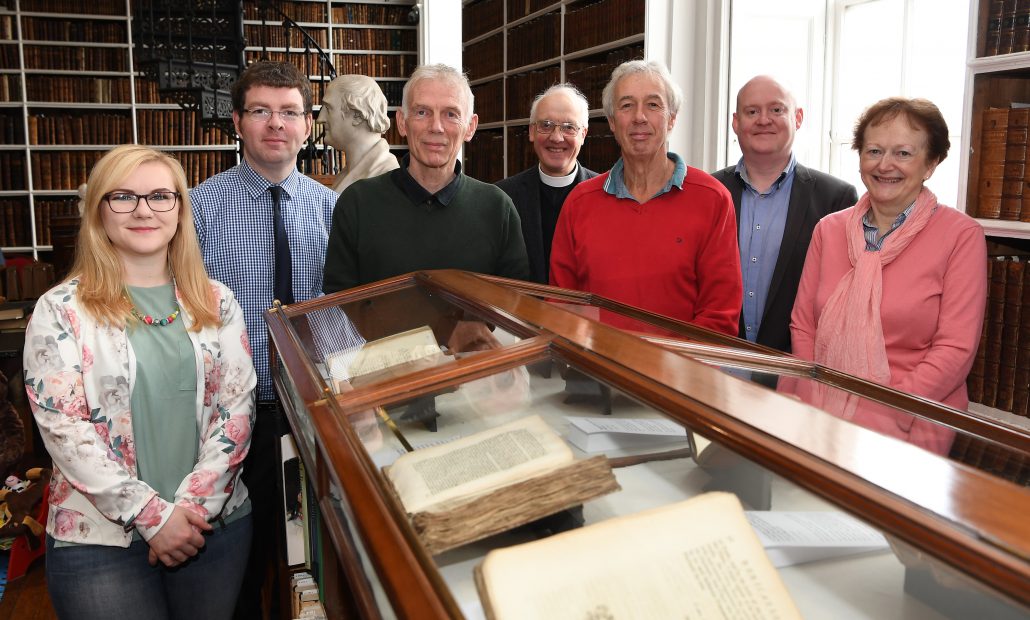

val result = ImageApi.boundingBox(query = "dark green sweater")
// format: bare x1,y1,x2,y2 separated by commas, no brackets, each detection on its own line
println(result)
323,168,530,293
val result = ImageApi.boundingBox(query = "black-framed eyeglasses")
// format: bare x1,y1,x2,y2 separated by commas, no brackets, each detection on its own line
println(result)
104,191,180,213
533,120,582,137
243,108,307,123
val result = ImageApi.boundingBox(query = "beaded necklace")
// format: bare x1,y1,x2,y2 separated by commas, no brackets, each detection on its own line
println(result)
125,289,180,327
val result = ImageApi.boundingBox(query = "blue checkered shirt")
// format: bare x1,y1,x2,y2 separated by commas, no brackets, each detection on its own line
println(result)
191,160,352,400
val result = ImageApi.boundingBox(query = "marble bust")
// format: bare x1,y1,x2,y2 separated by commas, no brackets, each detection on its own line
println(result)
317,74,400,194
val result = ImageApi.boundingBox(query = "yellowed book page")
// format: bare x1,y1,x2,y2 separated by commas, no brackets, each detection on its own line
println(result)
325,325,444,388
387,415,573,515
347,325,443,377
480,492,801,620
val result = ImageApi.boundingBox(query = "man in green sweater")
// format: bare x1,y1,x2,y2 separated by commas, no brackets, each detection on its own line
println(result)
322,63,530,293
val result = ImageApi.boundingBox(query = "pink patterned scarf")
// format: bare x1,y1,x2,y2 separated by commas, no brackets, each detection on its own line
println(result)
812,186,939,417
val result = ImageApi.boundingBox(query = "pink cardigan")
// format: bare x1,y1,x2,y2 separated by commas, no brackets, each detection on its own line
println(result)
791,203,987,450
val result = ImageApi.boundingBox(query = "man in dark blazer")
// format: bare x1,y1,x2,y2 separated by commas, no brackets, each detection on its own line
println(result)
498,84,597,284
713,75,857,352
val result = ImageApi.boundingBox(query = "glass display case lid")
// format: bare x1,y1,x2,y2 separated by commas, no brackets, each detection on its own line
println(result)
264,270,1030,615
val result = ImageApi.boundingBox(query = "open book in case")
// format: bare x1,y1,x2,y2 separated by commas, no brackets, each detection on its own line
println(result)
265,270,1030,619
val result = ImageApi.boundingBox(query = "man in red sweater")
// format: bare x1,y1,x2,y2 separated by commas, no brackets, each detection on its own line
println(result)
550,60,742,336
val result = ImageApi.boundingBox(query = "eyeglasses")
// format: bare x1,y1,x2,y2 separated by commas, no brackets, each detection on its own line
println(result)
104,191,180,213
243,108,307,123
533,120,582,137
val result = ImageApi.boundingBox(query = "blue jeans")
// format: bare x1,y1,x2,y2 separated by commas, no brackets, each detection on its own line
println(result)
46,513,252,620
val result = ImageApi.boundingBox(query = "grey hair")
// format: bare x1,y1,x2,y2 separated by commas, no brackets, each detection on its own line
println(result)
601,60,682,119
528,83,590,126
401,63,475,120
326,74,391,134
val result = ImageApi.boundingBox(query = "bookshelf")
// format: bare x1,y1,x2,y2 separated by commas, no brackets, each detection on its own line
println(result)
461,0,645,183
242,0,418,178
960,0,1030,420
0,0,238,262
1,0,420,261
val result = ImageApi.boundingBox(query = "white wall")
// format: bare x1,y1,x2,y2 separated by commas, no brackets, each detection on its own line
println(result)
418,0,463,69
724,0,827,171
645,0,728,170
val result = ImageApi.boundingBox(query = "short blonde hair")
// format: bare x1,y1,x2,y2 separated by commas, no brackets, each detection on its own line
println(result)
71,145,218,330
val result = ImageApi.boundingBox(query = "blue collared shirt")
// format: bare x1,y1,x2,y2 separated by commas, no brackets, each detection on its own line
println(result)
191,160,357,400
737,155,796,342
862,202,914,251
603,152,687,201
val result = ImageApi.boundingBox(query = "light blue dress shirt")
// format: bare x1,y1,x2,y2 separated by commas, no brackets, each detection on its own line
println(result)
603,153,687,200
737,155,796,342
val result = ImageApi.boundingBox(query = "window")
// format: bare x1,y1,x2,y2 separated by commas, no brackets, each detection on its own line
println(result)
725,0,827,169
727,0,969,207
831,0,968,207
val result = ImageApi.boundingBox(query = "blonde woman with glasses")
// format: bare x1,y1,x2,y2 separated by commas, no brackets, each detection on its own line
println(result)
24,144,256,619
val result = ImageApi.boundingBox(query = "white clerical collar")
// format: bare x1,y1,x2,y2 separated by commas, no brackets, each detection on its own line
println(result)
538,163,578,188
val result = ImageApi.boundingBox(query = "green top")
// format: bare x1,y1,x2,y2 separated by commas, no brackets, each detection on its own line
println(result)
127,283,198,503
322,165,530,293
56,283,248,548
57,284,198,549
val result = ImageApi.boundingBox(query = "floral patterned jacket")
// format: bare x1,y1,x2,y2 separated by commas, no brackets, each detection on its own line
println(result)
23,278,256,547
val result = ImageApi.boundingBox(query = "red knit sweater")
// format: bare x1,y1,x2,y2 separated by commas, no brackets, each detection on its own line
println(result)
550,168,742,336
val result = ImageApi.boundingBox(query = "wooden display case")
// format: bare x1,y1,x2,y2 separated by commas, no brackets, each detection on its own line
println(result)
265,270,1030,619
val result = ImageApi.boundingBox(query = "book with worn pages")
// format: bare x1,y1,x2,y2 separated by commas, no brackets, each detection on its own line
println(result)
325,325,448,391
474,492,802,620
384,415,620,555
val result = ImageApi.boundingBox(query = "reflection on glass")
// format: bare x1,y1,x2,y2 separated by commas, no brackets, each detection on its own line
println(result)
277,362,317,450
889,534,1030,619
777,374,955,455
325,493,400,619
352,363,692,472
696,361,1030,487
545,300,689,338
288,285,523,394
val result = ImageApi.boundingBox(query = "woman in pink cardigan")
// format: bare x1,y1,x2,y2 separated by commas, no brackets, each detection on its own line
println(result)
790,98,987,455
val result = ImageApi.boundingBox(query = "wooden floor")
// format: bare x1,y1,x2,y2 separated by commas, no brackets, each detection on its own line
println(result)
0,555,56,620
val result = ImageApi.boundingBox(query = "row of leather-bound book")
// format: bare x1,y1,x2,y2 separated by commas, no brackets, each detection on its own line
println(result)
974,106,1030,221
983,0,1030,57
967,256,1030,416
0,197,77,248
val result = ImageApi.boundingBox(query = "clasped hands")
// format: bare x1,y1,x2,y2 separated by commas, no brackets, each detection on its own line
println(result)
146,504,212,567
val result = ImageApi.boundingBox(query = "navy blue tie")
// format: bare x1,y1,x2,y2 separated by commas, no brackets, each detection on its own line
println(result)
270,186,293,305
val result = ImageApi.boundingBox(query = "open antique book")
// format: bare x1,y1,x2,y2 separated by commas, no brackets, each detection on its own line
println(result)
325,325,448,391
475,492,802,620
384,415,620,554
